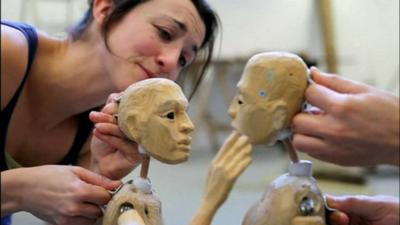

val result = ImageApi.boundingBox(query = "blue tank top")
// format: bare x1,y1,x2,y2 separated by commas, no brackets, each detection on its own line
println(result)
1,21,94,224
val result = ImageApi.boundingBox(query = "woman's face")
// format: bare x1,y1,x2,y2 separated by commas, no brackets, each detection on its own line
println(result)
102,0,206,91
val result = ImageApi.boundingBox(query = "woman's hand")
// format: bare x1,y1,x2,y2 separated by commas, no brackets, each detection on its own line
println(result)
327,195,399,225
292,67,399,166
1,165,121,225
90,93,143,180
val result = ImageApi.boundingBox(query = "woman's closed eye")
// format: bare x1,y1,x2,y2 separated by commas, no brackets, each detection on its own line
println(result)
156,26,173,41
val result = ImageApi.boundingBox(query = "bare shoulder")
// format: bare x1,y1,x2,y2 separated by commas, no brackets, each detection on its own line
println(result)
1,24,29,110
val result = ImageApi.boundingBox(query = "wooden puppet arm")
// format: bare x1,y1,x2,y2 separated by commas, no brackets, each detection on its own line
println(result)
291,216,326,225
190,131,252,225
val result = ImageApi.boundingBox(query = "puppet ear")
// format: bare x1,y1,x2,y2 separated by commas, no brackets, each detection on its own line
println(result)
272,101,288,130
121,114,141,142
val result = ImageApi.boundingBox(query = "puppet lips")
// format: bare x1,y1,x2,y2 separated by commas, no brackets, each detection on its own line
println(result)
177,138,192,152
178,138,192,146
178,144,191,152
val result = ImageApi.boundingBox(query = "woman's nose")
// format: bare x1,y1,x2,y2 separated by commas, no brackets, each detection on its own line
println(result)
156,48,181,80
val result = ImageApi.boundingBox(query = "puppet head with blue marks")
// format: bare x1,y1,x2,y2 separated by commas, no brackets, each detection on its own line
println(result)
228,52,308,145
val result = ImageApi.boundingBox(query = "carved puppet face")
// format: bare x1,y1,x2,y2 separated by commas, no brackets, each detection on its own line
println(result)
228,52,308,145
102,181,163,225
118,78,194,164
243,173,325,225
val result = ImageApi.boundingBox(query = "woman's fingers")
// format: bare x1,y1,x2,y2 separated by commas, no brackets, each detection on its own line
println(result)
292,113,328,137
292,134,330,157
106,93,124,104
94,122,124,138
72,166,121,190
89,111,117,124
63,216,97,225
75,203,103,219
310,67,370,94
93,129,139,157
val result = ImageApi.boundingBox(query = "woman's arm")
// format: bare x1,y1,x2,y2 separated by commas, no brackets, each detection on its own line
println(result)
1,24,29,110
1,168,25,214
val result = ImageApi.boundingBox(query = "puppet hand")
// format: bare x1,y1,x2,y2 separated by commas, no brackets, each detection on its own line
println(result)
291,216,325,225
89,93,142,180
326,195,399,225
203,131,252,209
292,67,399,166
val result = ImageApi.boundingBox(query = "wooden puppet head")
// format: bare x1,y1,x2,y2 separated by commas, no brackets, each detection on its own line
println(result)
242,161,326,225
228,52,308,145
102,179,163,225
118,78,195,164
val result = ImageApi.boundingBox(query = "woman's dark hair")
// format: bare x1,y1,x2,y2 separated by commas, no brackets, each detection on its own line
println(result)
69,0,219,100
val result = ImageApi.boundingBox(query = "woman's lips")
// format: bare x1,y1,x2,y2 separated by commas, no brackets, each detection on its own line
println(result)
138,64,155,78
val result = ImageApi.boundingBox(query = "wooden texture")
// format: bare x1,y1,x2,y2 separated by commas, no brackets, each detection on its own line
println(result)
118,78,194,164
228,52,308,145
242,163,326,225
318,0,338,73
140,155,150,179
103,183,163,225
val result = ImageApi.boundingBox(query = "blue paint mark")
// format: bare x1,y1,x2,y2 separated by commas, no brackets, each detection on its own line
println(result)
259,90,267,97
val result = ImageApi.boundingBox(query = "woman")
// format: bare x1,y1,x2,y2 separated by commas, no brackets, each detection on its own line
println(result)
1,0,219,224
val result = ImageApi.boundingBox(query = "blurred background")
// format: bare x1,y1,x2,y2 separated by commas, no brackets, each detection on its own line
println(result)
2,0,399,225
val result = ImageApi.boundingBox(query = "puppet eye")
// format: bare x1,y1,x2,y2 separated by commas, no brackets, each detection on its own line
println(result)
119,202,134,213
299,197,315,216
165,112,175,120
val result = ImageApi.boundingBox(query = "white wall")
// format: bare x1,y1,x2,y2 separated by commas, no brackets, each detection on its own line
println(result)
2,0,399,93
210,0,399,93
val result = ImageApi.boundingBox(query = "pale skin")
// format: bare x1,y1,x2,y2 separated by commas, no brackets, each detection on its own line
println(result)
1,165,120,225
1,0,207,223
326,195,399,225
293,67,400,225
292,67,400,167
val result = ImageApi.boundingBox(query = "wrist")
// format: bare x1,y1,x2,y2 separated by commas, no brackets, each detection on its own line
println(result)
1,168,28,214
89,157,116,179
190,201,218,225
199,199,220,217
89,157,102,174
